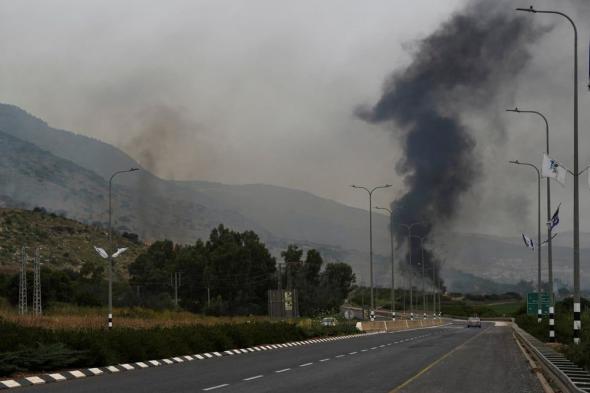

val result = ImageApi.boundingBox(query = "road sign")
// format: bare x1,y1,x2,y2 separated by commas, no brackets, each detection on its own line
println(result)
344,310,354,320
527,292,550,316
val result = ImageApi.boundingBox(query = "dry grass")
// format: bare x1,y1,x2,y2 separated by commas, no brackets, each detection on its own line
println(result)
0,306,272,330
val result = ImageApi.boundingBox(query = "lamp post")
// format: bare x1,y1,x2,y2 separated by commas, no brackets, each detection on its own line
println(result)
351,184,391,320
510,160,542,323
516,5,581,343
375,206,396,320
400,222,425,321
507,107,555,340
107,168,139,329
412,236,427,319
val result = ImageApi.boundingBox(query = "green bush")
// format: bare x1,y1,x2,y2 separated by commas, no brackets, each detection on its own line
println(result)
0,343,86,376
0,319,359,377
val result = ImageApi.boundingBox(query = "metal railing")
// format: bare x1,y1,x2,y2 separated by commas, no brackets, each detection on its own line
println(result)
513,323,590,392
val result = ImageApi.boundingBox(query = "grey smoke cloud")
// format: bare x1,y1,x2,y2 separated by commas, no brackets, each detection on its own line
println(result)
358,0,546,275
0,0,589,252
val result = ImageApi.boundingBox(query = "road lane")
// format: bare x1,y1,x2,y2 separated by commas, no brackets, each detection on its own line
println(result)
394,325,544,393
16,323,539,393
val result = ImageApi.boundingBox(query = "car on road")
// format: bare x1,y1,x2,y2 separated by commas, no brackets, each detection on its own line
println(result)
321,317,337,327
467,316,481,328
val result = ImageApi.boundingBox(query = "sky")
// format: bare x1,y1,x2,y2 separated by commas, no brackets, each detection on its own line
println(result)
0,0,590,238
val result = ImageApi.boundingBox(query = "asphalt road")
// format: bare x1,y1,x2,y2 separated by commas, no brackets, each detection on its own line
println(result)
18,322,543,393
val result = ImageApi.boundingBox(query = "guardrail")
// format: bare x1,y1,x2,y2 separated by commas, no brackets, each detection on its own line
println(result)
513,323,590,393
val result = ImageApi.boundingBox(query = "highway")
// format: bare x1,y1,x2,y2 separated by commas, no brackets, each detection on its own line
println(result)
17,322,543,393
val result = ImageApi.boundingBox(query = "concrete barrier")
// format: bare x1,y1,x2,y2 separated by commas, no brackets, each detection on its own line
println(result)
356,318,445,332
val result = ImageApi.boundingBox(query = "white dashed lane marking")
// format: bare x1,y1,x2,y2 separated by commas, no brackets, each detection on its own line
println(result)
203,383,230,391
243,375,263,381
199,331,438,391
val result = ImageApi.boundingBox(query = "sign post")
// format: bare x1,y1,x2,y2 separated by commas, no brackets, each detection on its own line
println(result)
527,292,550,316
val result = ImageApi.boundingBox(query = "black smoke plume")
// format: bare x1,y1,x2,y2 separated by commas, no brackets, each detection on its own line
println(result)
358,1,545,283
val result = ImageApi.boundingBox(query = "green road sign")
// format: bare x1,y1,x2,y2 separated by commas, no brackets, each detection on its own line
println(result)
527,292,550,316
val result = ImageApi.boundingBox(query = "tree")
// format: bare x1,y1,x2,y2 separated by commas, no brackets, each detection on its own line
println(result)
319,262,356,312
281,245,303,290
205,225,276,314
128,240,176,308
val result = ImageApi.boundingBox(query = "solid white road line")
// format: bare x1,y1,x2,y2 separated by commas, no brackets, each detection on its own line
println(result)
203,383,230,391
243,375,263,381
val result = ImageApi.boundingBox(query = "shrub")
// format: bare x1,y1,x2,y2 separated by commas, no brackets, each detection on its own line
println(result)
0,318,359,377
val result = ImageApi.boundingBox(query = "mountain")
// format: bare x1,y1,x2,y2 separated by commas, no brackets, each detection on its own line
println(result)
0,103,584,292
0,104,392,278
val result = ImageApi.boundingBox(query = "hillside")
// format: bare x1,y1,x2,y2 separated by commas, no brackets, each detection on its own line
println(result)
0,208,145,274
1,102,585,291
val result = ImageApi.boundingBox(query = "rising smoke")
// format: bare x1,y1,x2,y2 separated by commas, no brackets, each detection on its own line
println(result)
358,0,546,281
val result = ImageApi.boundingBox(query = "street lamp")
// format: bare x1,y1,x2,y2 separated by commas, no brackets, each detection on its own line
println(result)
509,160,542,323
351,184,391,320
516,5,581,343
400,222,425,321
412,236,427,320
105,168,139,329
507,107,555,340
375,206,396,320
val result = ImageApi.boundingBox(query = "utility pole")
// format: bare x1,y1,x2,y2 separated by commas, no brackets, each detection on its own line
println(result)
107,167,139,329
18,246,27,315
351,184,392,321
33,247,42,316
375,206,396,321
401,222,425,321
507,107,555,340
510,160,542,323
432,258,437,319
516,5,581,344
171,272,181,307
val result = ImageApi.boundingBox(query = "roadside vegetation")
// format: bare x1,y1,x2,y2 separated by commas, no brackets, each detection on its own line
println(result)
0,208,355,317
0,208,361,376
348,288,523,318
516,298,590,370
0,317,358,377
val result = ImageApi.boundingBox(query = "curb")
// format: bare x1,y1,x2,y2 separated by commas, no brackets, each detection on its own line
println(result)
0,332,382,390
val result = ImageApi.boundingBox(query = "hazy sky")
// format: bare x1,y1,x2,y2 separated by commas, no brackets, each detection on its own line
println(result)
1,0,590,237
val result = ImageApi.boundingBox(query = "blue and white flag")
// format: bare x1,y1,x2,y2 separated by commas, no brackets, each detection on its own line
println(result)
522,233,534,251
548,204,560,231
541,154,566,186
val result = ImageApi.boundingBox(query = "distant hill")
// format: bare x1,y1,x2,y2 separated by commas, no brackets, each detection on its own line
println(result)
0,208,144,275
1,102,585,291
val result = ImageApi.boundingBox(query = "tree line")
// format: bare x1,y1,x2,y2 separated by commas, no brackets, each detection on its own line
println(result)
0,225,355,316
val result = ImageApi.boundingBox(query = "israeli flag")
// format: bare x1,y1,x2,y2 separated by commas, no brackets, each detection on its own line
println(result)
522,233,534,251
541,153,566,186
548,204,560,231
